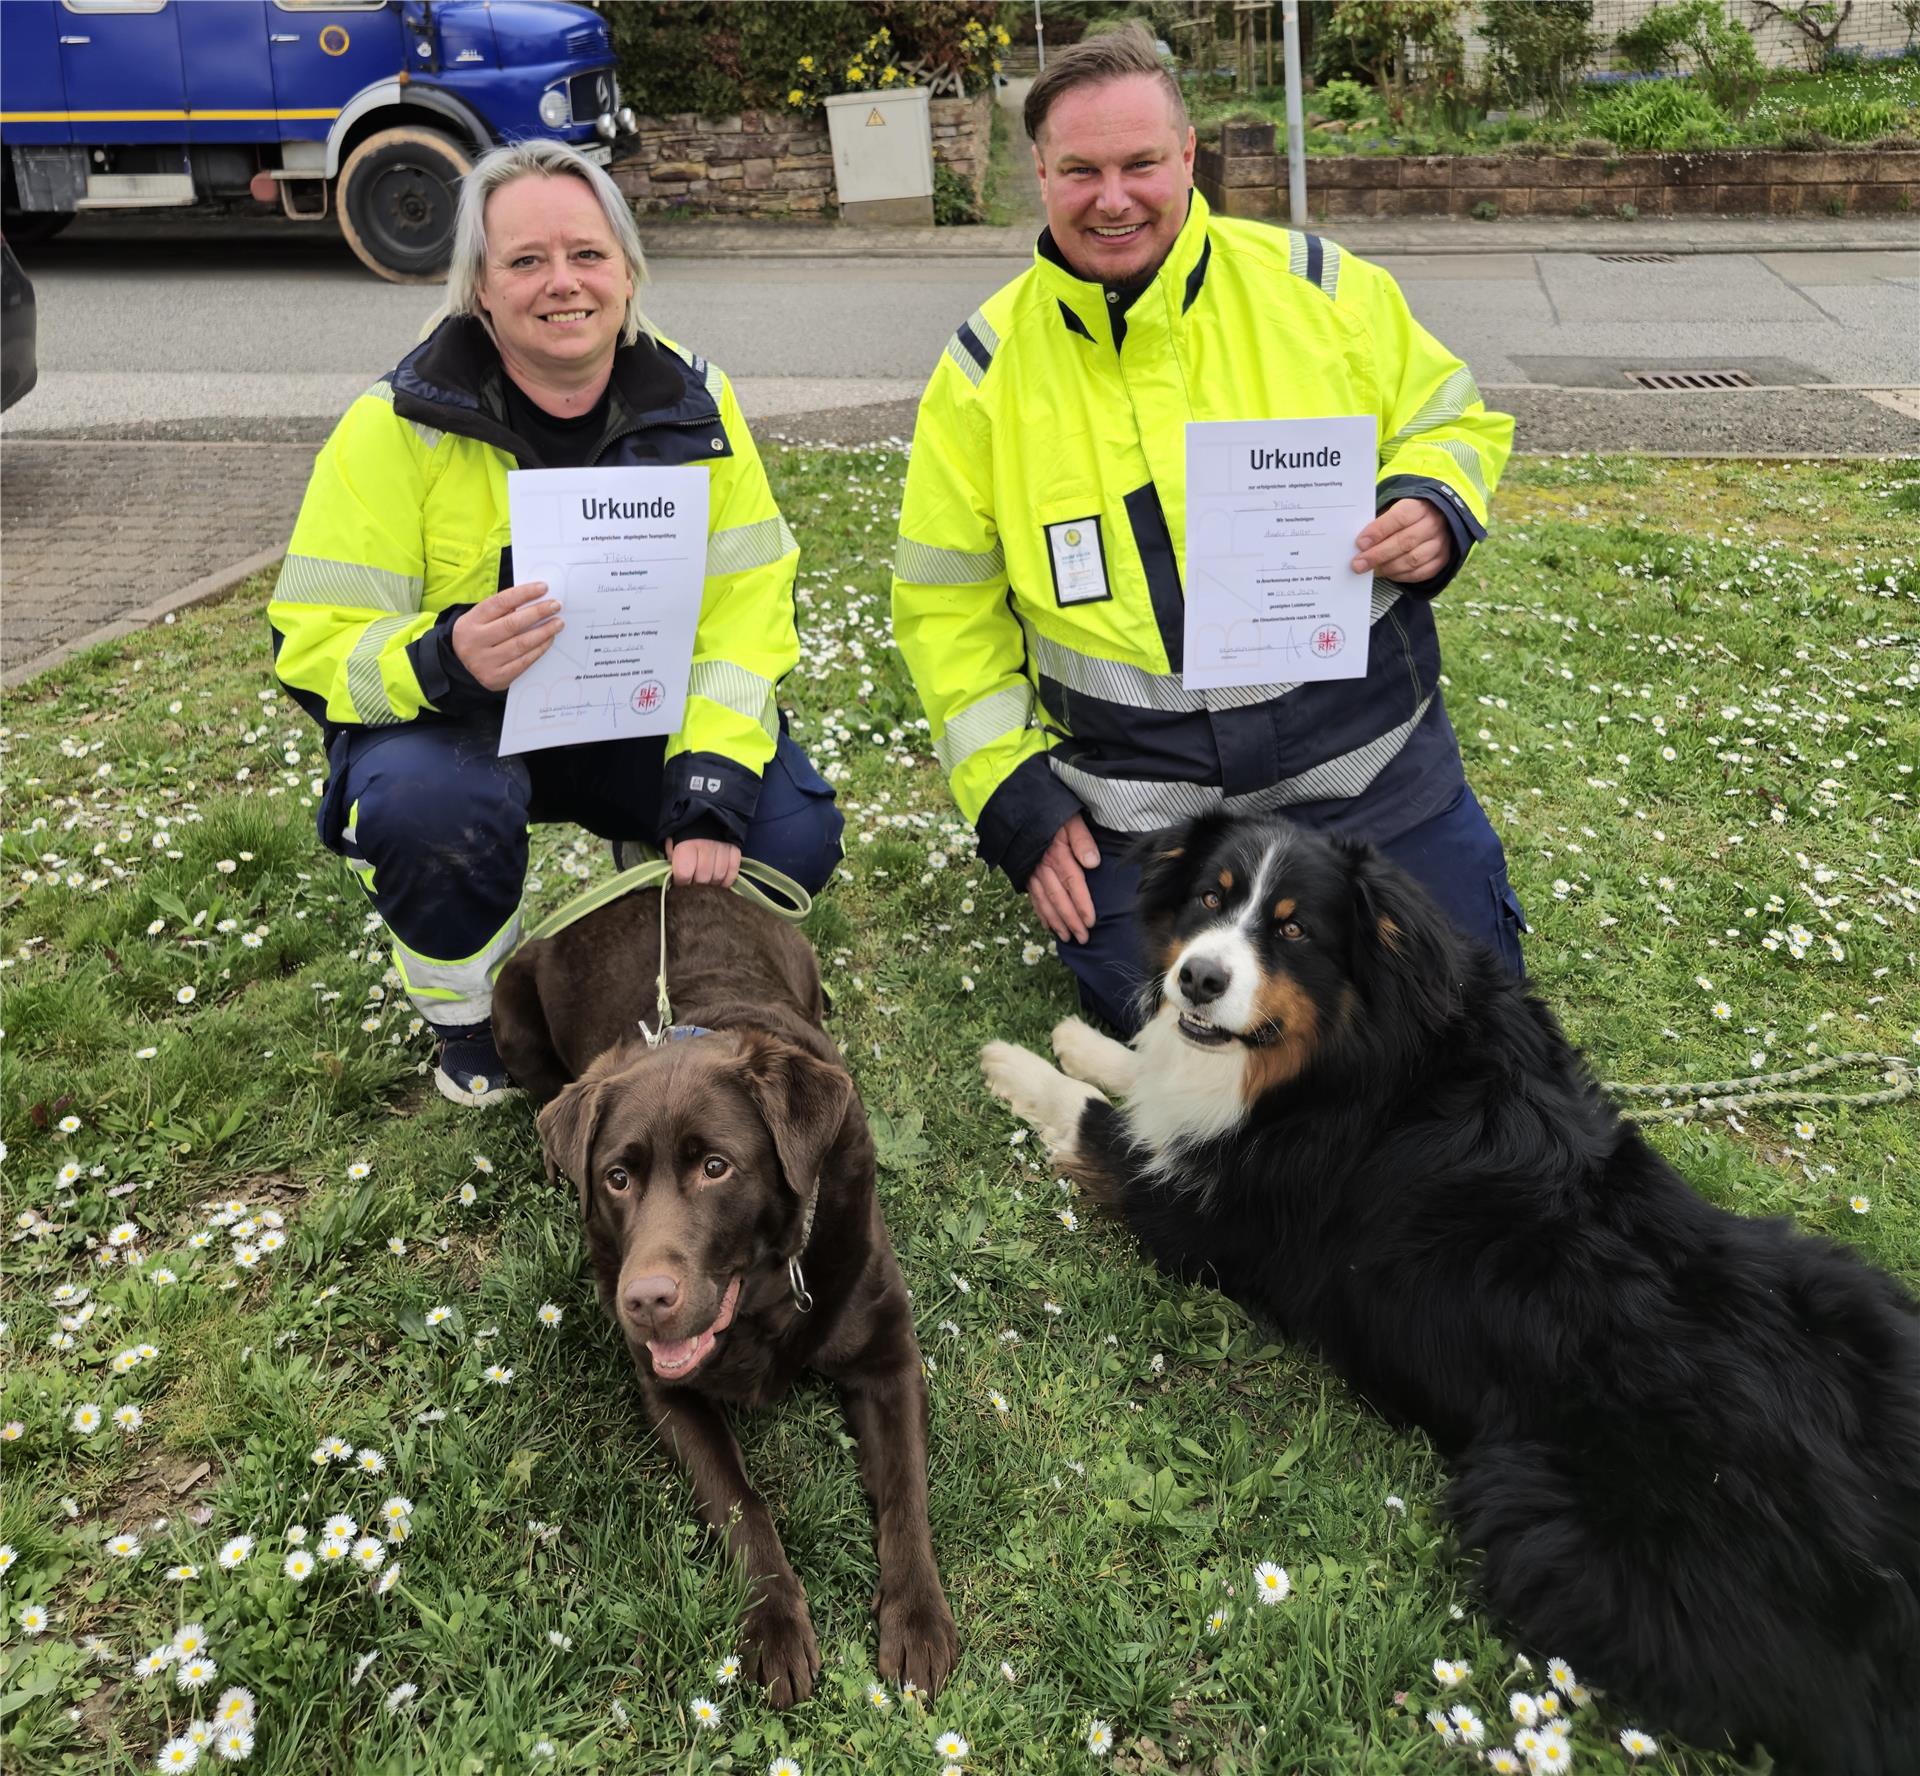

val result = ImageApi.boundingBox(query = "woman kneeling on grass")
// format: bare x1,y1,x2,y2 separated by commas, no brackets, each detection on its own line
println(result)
268,140,841,1107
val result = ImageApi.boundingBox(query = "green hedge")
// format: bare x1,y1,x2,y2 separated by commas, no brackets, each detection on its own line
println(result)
606,1,1000,119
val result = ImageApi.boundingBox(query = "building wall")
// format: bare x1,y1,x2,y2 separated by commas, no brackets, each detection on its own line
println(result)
1461,0,1915,75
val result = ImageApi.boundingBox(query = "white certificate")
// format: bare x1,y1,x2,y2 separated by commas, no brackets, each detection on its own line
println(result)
1182,416,1377,689
499,466,710,756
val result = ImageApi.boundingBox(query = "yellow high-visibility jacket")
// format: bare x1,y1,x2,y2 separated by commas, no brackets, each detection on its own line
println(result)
891,191,1513,888
269,318,798,843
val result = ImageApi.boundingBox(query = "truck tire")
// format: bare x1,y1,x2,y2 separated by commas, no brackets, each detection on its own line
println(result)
336,126,472,284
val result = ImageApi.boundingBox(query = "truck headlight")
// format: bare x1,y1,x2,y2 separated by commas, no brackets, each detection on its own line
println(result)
539,88,569,129
594,113,617,142
616,107,637,135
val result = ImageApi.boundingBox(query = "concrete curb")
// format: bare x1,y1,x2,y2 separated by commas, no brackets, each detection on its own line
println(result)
636,215,1918,259
2,544,283,693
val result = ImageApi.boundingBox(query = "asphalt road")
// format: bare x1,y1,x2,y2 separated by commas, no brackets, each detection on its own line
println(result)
6,216,1917,452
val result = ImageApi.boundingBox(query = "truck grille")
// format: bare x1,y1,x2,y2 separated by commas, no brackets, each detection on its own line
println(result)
568,69,616,123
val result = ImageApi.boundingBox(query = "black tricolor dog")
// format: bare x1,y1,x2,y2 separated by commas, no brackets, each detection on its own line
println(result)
983,813,1920,1775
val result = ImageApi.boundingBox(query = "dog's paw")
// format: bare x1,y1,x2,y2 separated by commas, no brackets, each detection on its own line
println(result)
1052,1017,1138,1096
743,1577,820,1710
874,1574,959,1700
980,1040,1101,1156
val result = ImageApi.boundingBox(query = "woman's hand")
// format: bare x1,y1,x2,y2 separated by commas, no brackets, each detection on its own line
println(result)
451,581,563,691
665,837,742,888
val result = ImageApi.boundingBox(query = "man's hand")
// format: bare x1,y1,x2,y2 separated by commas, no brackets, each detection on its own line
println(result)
1027,813,1101,945
451,581,563,691
665,837,742,888
1352,498,1451,585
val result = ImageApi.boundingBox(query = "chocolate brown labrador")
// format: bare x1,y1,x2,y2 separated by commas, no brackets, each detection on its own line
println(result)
492,886,958,1706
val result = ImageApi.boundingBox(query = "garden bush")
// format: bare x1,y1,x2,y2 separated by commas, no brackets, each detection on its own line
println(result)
1801,94,1908,139
1479,0,1601,111
1613,0,1762,115
1317,76,1371,121
1584,79,1737,150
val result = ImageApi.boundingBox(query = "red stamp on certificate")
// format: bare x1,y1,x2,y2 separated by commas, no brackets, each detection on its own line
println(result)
1312,624,1345,658
632,678,665,714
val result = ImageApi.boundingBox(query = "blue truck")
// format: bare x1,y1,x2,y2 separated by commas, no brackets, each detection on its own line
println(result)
1,1,637,281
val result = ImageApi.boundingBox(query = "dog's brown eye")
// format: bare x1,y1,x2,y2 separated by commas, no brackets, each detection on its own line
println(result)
1201,890,1222,911
1280,920,1305,941
605,1167,630,1192
700,1155,731,1182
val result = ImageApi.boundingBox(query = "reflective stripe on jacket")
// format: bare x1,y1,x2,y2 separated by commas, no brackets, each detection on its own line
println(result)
268,318,799,845
890,191,1513,888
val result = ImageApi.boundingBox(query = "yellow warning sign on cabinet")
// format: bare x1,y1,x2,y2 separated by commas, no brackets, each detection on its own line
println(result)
866,108,886,126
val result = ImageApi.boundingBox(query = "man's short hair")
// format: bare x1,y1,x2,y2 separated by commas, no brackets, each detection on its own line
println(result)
1023,23,1189,146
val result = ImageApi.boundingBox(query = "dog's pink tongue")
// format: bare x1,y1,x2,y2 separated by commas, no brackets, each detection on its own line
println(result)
647,1278,741,1378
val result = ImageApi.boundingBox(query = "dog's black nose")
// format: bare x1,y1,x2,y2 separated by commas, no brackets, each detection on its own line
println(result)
1179,956,1230,1007
622,1273,681,1317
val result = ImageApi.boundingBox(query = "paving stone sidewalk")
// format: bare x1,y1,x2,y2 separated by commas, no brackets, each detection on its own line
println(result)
1,440,318,685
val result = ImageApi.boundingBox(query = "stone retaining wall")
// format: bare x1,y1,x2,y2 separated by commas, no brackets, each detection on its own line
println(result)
611,92,992,219
1196,121,1920,220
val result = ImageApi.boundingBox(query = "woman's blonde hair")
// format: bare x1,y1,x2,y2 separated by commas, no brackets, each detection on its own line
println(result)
446,139,653,346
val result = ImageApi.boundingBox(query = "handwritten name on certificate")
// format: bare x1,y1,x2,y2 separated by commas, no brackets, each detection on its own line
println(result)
499,466,710,757
1182,416,1377,689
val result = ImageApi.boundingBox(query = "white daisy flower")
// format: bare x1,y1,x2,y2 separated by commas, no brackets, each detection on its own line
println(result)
176,987,197,1005
768,1759,802,1776
1253,1561,1290,1603
458,1182,478,1206
425,1306,452,1326
213,1727,253,1763
167,1564,198,1583
155,1736,200,1771
1851,1195,1871,1214
374,1562,400,1595
1432,1658,1469,1686
714,1655,740,1685
537,1302,563,1327
689,1696,721,1729
355,1447,386,1474
1485,1751,1523,1775
17,1604,49,1635
347,1161,371,1180
1620,1727,1659,1757
1546,1657,1576,1694
106,1532,144,1560
381,1496,413,1523
70,1402,104,1435
384,1681,418,1713
351,1537,385,1573
1087,1718,1114,1756
866,1683,891,1711
1510,1692,1538,1725
316,1538,349,1567
323,1514,358,1542
1532,1737,1571,1771
282,1549,314,1581
482,1364,513,1385
215,1536,252,1569
1448,1706,1485,1746
175,1655,218,1691
932,1732,969,1760
171,1624,208,1658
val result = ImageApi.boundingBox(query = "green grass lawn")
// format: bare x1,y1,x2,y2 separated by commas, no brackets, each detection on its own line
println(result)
1,452,1915,1775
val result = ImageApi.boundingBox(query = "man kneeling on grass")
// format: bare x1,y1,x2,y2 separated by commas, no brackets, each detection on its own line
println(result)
268,140,841,1106
889,25,1522,1032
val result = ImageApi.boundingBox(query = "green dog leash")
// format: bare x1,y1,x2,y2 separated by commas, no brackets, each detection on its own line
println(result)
521,853,812,946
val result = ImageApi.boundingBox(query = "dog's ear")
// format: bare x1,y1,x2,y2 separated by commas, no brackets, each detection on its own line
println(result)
736,1035,854,1200
1132,813,1229,919
537,1077,606,1215
1333,836,1461,1012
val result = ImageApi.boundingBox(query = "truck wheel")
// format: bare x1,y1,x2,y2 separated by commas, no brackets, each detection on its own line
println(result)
336,126,472,284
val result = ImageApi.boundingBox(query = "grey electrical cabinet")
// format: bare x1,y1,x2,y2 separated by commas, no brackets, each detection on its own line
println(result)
824,87,935,224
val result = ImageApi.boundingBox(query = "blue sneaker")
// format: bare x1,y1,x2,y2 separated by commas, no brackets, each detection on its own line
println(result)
432,1022,518,1108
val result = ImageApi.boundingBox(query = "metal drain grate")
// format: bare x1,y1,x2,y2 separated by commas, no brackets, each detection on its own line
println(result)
1623,368,1758,391
1596,252,1678,264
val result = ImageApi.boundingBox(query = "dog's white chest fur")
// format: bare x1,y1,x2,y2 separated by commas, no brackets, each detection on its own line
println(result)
1121,1007,1249,1157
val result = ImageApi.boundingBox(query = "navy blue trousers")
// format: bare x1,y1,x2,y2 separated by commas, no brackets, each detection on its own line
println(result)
1057,784,1527,1036
318,715,844,968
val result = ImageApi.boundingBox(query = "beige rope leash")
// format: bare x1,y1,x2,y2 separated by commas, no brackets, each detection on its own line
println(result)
1604,1052,1916,1124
